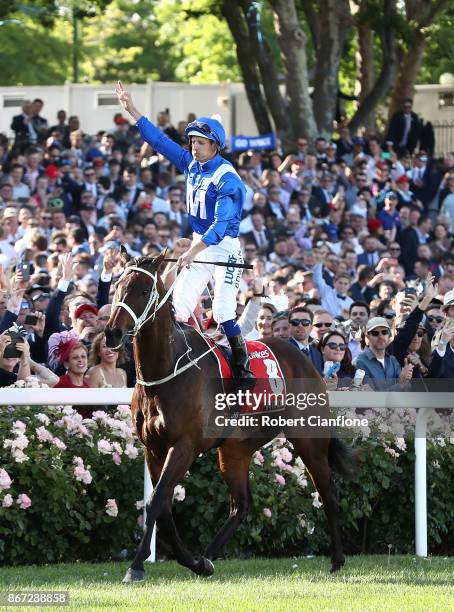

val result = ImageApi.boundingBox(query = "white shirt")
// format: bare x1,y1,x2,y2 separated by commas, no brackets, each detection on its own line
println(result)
313,262,353,317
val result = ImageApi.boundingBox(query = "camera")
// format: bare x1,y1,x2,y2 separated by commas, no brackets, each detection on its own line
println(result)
3,327,27,359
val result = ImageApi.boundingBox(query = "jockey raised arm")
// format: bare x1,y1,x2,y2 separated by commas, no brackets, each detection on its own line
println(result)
115,81,256,389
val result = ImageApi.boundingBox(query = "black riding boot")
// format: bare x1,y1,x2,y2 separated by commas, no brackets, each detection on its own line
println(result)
228,334,257,391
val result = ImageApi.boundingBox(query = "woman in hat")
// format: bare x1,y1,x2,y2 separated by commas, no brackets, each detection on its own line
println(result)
53,338,90,390
115,81,255,388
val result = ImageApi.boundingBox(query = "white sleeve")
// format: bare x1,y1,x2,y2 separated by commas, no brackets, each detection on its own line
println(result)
238,300,261,337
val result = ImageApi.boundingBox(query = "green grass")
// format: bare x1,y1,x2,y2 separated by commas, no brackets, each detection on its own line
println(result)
0,556,453,611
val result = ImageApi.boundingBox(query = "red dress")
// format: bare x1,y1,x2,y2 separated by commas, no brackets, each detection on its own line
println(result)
54,374,93,418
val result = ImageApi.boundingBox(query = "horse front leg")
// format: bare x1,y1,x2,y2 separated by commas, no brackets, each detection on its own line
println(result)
122,442,195,583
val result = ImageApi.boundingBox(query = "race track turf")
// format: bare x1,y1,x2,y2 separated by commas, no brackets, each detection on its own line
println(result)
0,555,453,610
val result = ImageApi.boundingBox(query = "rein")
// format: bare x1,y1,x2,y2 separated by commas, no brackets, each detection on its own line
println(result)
111,264,215,387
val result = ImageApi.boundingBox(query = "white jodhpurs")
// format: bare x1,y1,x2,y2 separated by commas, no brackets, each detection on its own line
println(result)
173,234,243,323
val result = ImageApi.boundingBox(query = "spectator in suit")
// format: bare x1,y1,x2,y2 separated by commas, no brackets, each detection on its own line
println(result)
156,109,182,144
348,301,370,360
386,98,421,155
428,298,454,379
321,251,339,288
311,172,337,215
357,235,381,267
243,209,274,256
287,306,323,374
48,109,69,142
335,126,354,161
11,100,38,151
117,165,142,212
31,98,49,144
311,309,334,342
398,211,432,276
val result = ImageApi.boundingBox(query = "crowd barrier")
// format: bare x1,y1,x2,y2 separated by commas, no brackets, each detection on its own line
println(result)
2,388,447,560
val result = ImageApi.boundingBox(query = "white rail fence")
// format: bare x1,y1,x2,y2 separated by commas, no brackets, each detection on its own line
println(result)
2,388,448,559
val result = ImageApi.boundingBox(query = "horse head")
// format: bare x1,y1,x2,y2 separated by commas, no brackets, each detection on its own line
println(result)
105,245,168,349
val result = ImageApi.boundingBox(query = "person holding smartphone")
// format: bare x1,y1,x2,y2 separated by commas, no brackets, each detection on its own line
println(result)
0,331,31,387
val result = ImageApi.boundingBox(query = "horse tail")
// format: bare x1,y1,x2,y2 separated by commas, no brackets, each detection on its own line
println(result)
328,437,357,480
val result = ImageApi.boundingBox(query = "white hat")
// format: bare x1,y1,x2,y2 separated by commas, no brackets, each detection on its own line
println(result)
441,289,454,311
366,316,391,333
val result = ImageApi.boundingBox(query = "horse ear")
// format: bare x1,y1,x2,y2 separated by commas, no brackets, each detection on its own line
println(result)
120,244,131,266
152,248,168,269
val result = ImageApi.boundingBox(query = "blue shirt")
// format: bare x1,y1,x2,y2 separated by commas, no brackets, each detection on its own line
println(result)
376,209,400,230
355,347,402,390
136,116,245,246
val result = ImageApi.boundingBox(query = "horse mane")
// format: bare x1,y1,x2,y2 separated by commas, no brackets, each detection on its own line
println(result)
128,256,155,269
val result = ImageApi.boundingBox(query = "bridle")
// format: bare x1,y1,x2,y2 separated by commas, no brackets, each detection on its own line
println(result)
111,264,215,386
112,265,175,337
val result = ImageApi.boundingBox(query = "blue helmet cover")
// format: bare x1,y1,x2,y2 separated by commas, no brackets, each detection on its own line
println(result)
185,116,226,150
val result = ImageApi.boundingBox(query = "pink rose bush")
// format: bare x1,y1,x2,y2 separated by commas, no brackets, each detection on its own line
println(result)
0,395,143,565
172,428,454,558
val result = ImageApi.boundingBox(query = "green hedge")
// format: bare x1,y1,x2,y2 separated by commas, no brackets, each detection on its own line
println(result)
1,397,452,565
173,438,454,557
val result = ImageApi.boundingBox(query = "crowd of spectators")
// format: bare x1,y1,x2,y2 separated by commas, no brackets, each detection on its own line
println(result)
1,96,454,396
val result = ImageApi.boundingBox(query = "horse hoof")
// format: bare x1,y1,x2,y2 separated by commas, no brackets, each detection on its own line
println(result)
330,558,345,573
193,556,215,577
122,568,145,583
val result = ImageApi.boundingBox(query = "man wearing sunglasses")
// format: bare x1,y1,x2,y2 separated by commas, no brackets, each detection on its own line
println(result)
115,81,256,388
287,307,323,374
355,317,413,390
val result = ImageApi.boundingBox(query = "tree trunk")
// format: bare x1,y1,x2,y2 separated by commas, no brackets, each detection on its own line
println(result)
388,35,427,119
269,0,318,143
241,0,293,148
311,0,352,137
388,0,449,119
221,0,272,135
349,0,398,133
357,23,375,129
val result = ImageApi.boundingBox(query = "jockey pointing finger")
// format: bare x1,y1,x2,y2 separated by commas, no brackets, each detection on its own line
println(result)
115,81,256,390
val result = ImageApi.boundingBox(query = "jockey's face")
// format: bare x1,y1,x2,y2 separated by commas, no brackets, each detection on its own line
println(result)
191,136,217,163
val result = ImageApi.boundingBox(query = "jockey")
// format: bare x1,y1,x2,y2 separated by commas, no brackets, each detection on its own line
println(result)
115,81,256,389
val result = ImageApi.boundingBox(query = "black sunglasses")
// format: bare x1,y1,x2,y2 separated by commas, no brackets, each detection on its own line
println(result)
313,322,331,328
427,316,443,323
326,342,347,351
384,311,396,319
290,319,311,327
368,329,390,337
415,330,426,338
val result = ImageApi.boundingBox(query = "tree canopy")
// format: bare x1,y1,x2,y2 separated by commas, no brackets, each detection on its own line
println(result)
0,0,451,143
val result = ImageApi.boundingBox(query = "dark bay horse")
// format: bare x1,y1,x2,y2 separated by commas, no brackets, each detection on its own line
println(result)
105,248,355,583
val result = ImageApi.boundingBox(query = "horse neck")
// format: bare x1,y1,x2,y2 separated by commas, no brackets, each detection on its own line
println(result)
134,301,178,383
